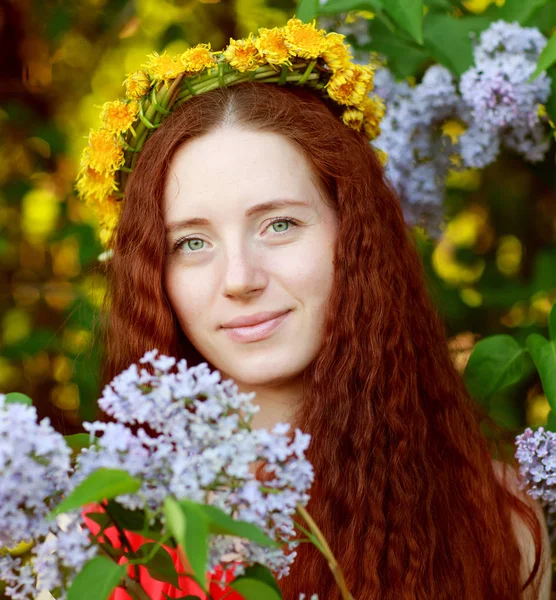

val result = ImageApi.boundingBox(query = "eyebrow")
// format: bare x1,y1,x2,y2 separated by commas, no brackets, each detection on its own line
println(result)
165,199,311,234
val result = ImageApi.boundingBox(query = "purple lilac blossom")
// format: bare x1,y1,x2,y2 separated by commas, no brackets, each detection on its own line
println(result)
515,427,556,537
330,18,553,238
0,395,97,600
75,349,315,579
0,395,71,546
372,65,462,235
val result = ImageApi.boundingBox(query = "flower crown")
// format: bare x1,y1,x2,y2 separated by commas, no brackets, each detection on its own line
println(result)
76,18,387,248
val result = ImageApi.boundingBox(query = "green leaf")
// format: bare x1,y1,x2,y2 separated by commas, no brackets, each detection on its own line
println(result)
530,33,556,80
64,433,92,452
49,468,141,518
83,510,111,530
197,503,280,548
423,13,491,75
4,392,32,406
67,556,126,600
106,500,146,531
296,0,319,22
550,303,556,341
364,17,428,78
526,334,556,410
545,410,556,433
163,497,209,594
424,0,453,8
105,501,170,544
382,0,423,44
237,564,281,595
318,0,382,15
229,564,282,600
135,542,180,588
483,0,550,24
464,335,535,408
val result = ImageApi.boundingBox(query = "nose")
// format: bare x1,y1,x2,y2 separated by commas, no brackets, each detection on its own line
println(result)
222,242,267,299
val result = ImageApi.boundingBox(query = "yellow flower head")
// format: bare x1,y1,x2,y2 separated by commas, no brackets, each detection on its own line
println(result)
123,70,151,100
98,197,122,247
85,129,125,173
326,64,375,106
101,100,139,135
144,52,184,83
284,17,327,60
76,165,117,205
361,94,386,139
341,108,365,132
255,27,292,67
181,43,217,75
321,32,353,72
374,147,388,167
223,35,264,72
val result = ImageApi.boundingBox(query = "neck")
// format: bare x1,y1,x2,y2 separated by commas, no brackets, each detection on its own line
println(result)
233,377,304,431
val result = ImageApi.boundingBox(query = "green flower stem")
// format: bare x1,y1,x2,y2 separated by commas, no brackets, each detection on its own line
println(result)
121,574,151,600
296,503,354,600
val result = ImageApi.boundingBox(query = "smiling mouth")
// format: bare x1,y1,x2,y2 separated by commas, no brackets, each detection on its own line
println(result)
222,310,291,343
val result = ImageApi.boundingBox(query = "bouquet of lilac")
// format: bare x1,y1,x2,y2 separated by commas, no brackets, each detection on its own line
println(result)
0,350,346,600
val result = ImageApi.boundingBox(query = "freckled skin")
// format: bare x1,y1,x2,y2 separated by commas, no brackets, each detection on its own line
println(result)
163,126,338,426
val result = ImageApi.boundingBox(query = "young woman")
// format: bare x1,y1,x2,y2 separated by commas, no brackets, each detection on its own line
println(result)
86,24,552,599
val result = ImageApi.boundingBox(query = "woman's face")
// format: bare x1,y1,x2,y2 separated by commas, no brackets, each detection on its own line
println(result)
163,126,338,392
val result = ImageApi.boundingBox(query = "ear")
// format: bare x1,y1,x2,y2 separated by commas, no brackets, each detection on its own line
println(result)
491,459,552,600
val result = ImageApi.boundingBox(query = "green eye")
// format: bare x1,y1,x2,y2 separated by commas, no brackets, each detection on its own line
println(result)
271,220,291,232
186,239,204,251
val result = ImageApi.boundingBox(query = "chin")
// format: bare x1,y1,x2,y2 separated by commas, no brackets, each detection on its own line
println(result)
222,362,304,390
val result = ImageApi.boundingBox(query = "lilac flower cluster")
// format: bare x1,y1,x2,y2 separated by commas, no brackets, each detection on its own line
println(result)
460,20,551,164
368,20,552,237
0,395,97,600
76,349,315,580
372,65,464,236
515,427,556,507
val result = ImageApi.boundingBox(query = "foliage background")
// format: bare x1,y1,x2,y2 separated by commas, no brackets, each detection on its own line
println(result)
1,0,556,453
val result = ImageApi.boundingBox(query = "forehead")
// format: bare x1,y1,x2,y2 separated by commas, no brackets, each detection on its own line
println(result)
163,127,323,220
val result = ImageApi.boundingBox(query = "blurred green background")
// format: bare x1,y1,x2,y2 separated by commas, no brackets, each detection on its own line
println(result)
1,0,555,440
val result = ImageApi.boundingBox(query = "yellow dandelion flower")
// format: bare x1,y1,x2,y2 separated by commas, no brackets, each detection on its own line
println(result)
326,65,375,106
101,100,139,135
223,35,264,72
143,51,184,83
255,27,293,67
98,198,122,248
374,147,388,167
181,43,217,74
361,94,386,140
341,108,364,131
76,165,117,205
84,129,125,173
321,32,353,72
123,70,151,100
284,17,326,60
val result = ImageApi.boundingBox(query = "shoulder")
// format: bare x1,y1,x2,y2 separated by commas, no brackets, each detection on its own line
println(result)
491,459,552,600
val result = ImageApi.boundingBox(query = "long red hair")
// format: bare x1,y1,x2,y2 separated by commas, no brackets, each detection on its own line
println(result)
99,82,545,599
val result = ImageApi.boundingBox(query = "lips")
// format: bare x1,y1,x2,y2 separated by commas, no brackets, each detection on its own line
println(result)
221,310,290,329
222,310,291,343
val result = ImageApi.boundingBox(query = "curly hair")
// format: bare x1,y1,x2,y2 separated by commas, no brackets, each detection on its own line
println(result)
98,81,545,600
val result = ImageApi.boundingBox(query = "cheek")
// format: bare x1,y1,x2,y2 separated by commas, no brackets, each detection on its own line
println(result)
163,265,207,332
283,236,336,302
